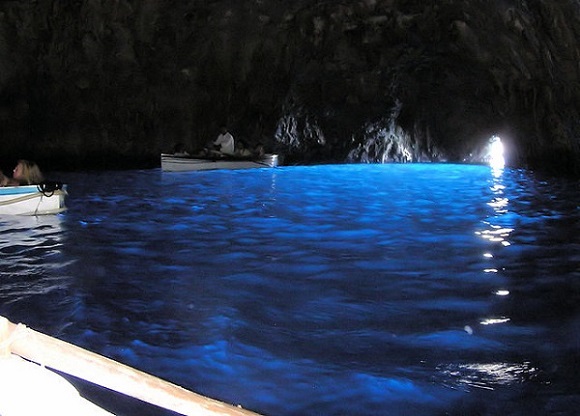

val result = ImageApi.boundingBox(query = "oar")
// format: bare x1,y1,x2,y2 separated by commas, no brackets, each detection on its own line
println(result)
0,316,261,416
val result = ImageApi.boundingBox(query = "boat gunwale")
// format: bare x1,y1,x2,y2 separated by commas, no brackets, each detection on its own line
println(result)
161,153,279,172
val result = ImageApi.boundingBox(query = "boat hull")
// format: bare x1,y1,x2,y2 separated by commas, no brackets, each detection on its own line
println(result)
0,185,67,215
161,154,279,172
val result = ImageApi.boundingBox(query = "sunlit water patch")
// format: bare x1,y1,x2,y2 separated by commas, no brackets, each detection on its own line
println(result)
0,164,578,415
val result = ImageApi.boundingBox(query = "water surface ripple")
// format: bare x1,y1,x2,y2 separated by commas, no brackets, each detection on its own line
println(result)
1,164,578,415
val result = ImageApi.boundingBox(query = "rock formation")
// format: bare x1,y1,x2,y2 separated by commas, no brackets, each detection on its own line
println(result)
0,0,578,175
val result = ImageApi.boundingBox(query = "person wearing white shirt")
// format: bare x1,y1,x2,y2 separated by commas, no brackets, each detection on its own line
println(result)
213,126,235,155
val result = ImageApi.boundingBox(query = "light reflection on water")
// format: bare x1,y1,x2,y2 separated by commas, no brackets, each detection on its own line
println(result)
0,163,579,415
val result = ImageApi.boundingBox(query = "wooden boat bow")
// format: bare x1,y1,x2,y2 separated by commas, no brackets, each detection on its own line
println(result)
0,316,262,416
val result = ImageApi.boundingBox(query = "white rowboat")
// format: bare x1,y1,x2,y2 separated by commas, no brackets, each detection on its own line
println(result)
161,153,279,172
0,183,67,215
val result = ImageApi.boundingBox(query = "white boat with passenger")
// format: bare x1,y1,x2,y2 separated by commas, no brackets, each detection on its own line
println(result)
161,153,280,172
0,182,67,215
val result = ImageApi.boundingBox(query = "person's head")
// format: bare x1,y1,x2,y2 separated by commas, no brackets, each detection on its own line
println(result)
253,143,265,157
220,125,228,134
13,159,44,185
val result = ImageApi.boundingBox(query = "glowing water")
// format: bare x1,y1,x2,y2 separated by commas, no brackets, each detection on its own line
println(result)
0,164,578,415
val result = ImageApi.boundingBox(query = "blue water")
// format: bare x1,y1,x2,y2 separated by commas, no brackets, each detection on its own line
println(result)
1,163,578,415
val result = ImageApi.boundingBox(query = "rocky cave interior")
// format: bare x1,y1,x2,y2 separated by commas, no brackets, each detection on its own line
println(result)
0,0,579,176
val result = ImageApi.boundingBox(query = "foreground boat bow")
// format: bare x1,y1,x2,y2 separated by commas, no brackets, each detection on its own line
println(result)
0,316,261,416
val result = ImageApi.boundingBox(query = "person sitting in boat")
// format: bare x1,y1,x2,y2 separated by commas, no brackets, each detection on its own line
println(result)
253,142,265,158
211,126,235,156
0,160,44,186
0,170,16,186
234,140,252,158
173,143,190,157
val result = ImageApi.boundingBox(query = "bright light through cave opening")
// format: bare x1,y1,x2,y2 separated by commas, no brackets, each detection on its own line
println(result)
488,136,505,169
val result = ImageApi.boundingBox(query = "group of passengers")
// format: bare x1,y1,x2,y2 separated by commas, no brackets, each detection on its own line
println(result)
173,126,266,159
0,160,44,187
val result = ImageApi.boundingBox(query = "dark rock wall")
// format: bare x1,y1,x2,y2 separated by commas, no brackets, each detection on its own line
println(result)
0,0,579,174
